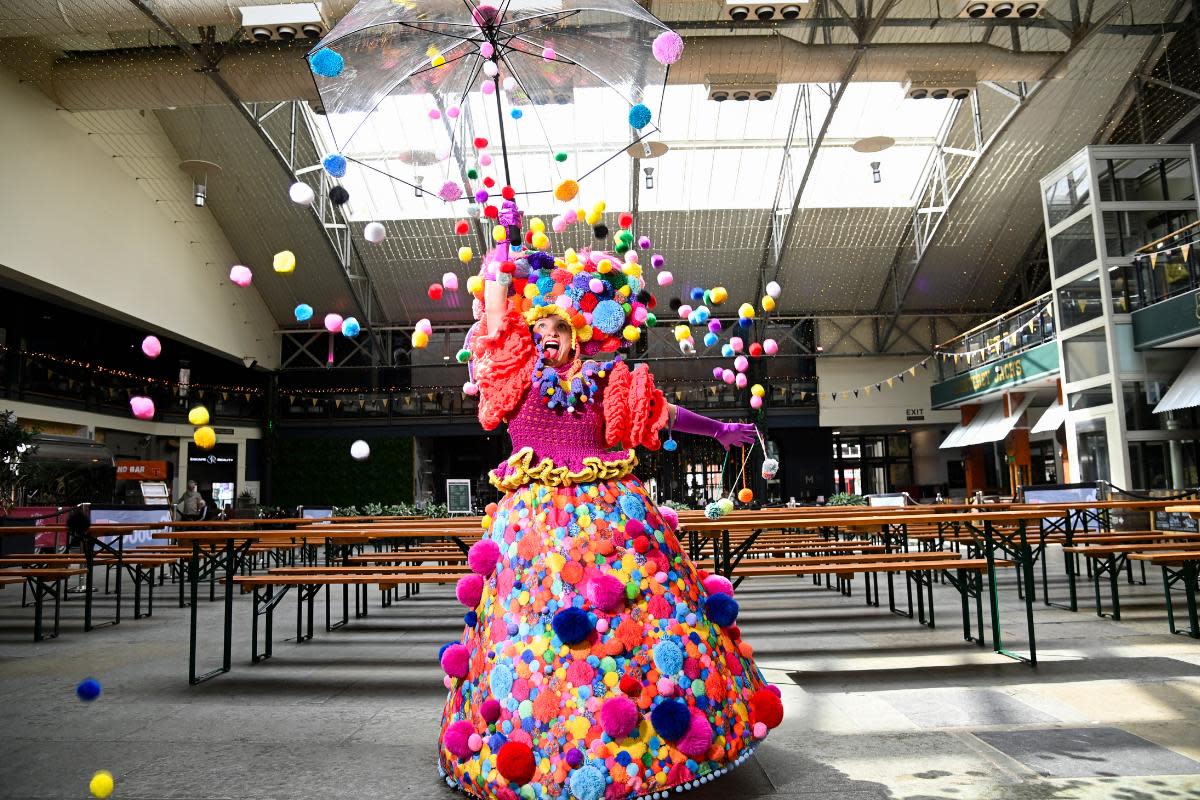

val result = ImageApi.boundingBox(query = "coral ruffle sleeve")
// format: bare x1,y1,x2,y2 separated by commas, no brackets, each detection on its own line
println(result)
603,362,669,451
472,306,536,430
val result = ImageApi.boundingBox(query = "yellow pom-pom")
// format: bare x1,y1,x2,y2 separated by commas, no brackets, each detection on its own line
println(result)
530,218,546,233
492,224,507,242
89,770,114,799
751,384,766,398
710,286,728,305
554,179,580,202
187,406,210,426
565,248,579,263
431,54,446,69
532,231,550,250
621,263,642,278
597,259,613,274
412,330,430,348
458,246,473,264
738,303,756,319
617,285,631,297
272,250,296,274
762,295,777,312
193,426,216,450
426,45,440,57
523,283,539,299
674,324,691,342
622,325,641,342
577,325,593,342
467,275,484,297
593,200,607,214
566,262,584,274
481,515,492,529
585,211,601,226
576,207,587,221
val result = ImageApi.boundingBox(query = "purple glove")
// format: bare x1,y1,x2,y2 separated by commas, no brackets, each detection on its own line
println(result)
673,407,757,450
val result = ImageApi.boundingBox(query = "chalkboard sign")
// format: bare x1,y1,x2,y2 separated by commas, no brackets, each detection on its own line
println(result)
1155,510,1198,533
446,479,473,515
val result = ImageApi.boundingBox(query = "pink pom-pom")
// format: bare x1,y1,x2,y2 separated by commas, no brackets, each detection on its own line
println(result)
229,265,252,287
324,313,343,333
589,278,605,293
542,46,556,61
750,395,763,410
443,272,460,291
141,335,161,359
763,338,779,355
735,373,748,389
564,209,578,224
468,539,501,575
130,396,155,420
596,618,610,633
456,573,484,608
447,106,461,119
468,733,483,752
444,719,475,759
599,696,639,739
439,181,464,202
652,31,685,66
703,574,734,597
481,82,495,96
734,355,749,373
712,367,724,380
463,381,479,396
678,710,714,757
721,369,735,384
656,271,673,286
656,677,674,696
481,698,502,723
625,518,645,537
752,721,768,739
658,506,679,531
440,643,470,678
552,215,567,233
587,573,626,612
428,109,441,120
480,41,495,59
730,337,744,353
480,153,494,167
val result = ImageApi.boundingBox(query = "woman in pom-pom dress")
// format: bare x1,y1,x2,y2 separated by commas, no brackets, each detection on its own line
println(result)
438,207,784,800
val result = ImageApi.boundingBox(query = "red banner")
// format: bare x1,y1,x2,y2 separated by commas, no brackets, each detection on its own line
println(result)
115,460,168,481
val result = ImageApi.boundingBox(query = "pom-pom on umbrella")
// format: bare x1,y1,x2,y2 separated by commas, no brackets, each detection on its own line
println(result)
628,103,652,129
310,48,344,77
439,181,463,202
329,186,350,205
228,265,252,287
193,426,216,449
140,336,161,359
652,30,685,65
341,317,361,337
322,153,347,178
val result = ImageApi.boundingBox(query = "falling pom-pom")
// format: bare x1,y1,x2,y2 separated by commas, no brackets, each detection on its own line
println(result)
468,539,500,575
440,643,469,678
89,770,114,799
141,336,161,359
324,313,343,333
322,153,347,178
706,593,739,627
350,440,370,460
497,741,536,784
329,185,350,205
542,46,556,61
650,697,691,741
130,396,155,420
310,48,344,77
288,181,315,206
229,265,252,287
455,573,484,608
628,103,652,130
187,406,210,426
428,283,444,301
552,607,593,645
766,280,782,299
193,426,216,449
600,695,640,739
341,317,361,338
652,30,685,65
76,678,101,701
294,303,313,322
363,222,386,243
273,250,296,274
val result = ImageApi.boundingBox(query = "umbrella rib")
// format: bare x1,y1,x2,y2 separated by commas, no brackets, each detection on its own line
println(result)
495,47,566,185
576,125,658,183
408,48,475,78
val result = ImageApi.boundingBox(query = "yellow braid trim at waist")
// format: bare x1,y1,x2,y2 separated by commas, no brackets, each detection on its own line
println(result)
489,447,638,491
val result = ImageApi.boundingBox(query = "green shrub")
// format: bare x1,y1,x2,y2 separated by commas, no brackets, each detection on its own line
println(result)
827,492,867,507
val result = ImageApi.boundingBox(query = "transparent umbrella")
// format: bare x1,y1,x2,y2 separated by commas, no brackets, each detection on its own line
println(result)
306,0,680,203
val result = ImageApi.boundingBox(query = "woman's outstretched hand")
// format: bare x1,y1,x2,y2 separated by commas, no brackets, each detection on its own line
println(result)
716,422,757,451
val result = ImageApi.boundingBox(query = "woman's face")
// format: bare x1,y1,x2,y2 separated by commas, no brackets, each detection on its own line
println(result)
533,316,574,367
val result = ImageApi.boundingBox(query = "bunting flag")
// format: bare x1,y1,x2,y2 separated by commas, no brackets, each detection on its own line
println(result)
1150,252,1159,269
1184,244,1192,262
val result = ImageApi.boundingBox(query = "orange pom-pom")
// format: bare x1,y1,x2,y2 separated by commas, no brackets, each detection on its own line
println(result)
737,488,753,503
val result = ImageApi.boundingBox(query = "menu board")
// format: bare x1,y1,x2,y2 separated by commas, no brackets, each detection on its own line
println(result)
447,480,473,515
1155,510,1198,533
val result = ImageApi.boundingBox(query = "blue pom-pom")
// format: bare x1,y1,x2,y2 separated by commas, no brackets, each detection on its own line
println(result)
323,153,348,178
592,299,626,335
340,317,361,338
310,48,344,78
438,642,455,660
703,332,718,347
536,276,557,295
628,103,652,130
511,108,523,119
489,664,515,697
662,438,677,452
76,678,101,702
650,697,691,741
618,494,646,521
706,593,739,627
569,765,606,800
721,344,735,357
690,287,705,302
652,639,684,675
464,611,478,628
552,607,593,645
738,317,753,328
294,303,314,322
528,252,555,272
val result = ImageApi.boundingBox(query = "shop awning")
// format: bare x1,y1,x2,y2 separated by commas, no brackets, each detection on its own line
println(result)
940,395,1034,449
1155,350,1200,414
1031,399,1066,434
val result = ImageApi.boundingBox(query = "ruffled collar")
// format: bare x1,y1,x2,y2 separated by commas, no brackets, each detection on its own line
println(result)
531,338,620,412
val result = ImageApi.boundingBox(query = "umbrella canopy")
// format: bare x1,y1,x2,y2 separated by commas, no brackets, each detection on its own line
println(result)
307,0,678,201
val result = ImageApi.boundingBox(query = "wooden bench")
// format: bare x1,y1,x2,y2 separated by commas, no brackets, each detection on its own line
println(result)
0,567,87,641
1063,542,1200,619
1129,551,1200,638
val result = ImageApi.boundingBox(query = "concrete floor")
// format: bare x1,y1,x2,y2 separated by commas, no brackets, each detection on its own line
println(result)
3,548,1200,799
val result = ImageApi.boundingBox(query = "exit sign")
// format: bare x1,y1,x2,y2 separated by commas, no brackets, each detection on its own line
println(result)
906,408,925,421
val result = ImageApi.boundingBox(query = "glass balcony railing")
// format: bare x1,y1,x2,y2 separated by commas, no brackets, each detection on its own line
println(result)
1133,220,1200,308
935,292,1055,380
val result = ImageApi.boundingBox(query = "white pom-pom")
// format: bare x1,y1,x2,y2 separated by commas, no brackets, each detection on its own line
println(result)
288,181,315,206
350,440,370,460
363,222,386,243
766,280,782,299
483,61,498,77
463,382,479,396
657,271,674,286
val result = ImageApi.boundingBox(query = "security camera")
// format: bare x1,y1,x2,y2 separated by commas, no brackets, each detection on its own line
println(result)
755,5,776,20
755,89,773,101
930,88,949,100
711,89,729,101
729,6,750,20
951,88,971,100
734,90,751,101
250,26,272,41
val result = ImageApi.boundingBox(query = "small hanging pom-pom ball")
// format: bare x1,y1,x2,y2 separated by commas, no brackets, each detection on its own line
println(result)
721,344,735,358
501,185,517,201
468,539,500,575
455,348,470,364
762,457,780,479
735,373,748,389
763,338,779,355
638,235,652,249
663,437,678,452
656,270,673,286
734,355,749,373
130,396,155,420
497,741,536,785
750,395,764,410
483,204,499,219
428,283,444,301
475,189,490,204
482,60,499,78
228,265,252,287
462,381,478,396
551,607,593,645
322,153,347,178
712,367,724,380
618,212,634,229
350,440,370,460
288,181,315,206
652,30,685,65
363,222,386,244
749,341,764,357
427,108,440,120
329,185,350,205
412,330,430,348
141,335,161,358
416,318,433,335
554,179,580,202
454,219,469,235
628,103,652,130
341,317,361,337
721,369,734,384
703,331,718,348
458,246,473,263
294,303,313,322
593,223,609,239
481,81,495,95
710,286,729,305
438,181,463,202
704,502,724,519
479,40,494,58
690,287,705,302
273,250,296,274
504,77,517,93
310,48,344,77
542,45,556,60
323,313,343,333
679,338,696,355
751,383,766,398
738,302,756,319
76,678,102,702
447,105,460,118
738,488,754,503
707,320,723,334
730,336,744,353
717,497,735,515
187,405,210,426
442,272,459,291
554,151,569,163
766,280,782,299
89,770,114,799
193,426,216,450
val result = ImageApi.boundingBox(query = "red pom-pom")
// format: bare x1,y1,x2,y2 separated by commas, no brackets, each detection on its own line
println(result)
633,536,650,554
486,502,498,515
484,205,499,219
483,176,496,188
619,675,641,696
579,293,598,312
496,741,535,784
524,230,534,245
500,260,516,274
502,186,516,201
474,137,489,149
749,342,763,357
428,284,444,301
751,688,784,729
618,212,633,229
727,624,742,640
454,220,469,235
647,294,657,310
696,569,710,581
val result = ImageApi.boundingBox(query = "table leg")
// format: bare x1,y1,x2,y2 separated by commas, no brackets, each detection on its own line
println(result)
1184,560,1199,638
983,520,1003,655
222,539,235,673
188,541,200,684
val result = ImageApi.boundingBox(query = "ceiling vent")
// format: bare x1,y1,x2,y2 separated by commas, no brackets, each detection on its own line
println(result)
707,81,778,102
724,2,812,22
240,3,326,42
903,70,977,100
959,2,1042,19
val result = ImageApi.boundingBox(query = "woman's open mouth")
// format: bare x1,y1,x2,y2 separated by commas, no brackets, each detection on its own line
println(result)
544,340,561,357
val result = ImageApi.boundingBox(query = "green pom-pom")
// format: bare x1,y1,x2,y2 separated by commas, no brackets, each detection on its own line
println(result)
614,241,630,255
456,349,471,363
467,168,479,179
625,581,638,600
554,152,568,162
617,230,634,245
646,313,657,327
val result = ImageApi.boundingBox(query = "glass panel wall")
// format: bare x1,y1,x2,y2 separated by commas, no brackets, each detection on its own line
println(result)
1056,271,1104,329
1097,157,1195,203
1076,417,1110,482
1102,208,1197,257
1045,160,1091,227
1063,334,1110,383
1051,217,1099,278
831,433,914,495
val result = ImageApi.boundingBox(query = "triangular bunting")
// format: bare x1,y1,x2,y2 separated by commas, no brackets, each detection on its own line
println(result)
1183,244,1192,262
1150,252,1159,268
